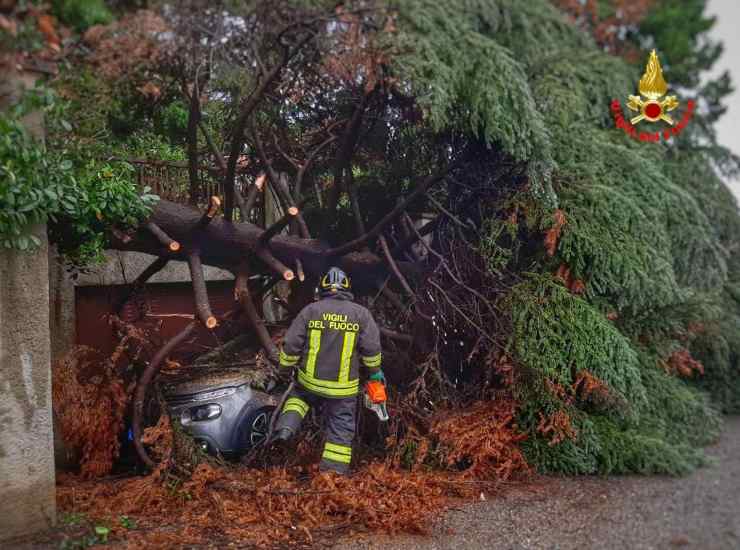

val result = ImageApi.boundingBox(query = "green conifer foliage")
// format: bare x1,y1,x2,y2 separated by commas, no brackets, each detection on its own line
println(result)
508,275,645,409
393,0,736,474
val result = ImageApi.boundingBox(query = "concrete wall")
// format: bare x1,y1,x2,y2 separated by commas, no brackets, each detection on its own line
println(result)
0,224,57,540
0,69,56,542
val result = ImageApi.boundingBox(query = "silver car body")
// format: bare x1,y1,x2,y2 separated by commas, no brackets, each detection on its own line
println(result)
163,369,277,457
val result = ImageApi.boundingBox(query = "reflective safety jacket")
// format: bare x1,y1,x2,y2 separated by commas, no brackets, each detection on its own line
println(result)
279,291,382,398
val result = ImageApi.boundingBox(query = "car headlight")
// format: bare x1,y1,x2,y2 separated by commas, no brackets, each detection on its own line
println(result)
181,403,222,425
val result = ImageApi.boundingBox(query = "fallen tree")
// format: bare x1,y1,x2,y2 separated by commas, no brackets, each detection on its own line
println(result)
6,0,740,487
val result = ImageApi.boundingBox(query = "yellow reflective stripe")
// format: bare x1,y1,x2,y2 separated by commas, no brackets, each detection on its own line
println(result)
297,371,359,397
338,331,356,383
297,370,359,389
362,353,382,367
280,349,300,367
322,449,351,464
324,441,352,456
305,329,321,377
282,397,309,418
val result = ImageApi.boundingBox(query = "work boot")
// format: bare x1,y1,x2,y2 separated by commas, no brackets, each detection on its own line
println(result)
271,426,293,443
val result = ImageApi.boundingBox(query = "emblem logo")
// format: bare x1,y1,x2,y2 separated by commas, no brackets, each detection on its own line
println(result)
610,49,694,142
626,50,679,125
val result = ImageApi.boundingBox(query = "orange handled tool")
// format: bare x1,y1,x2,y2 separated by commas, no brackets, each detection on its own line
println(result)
364,380,389,421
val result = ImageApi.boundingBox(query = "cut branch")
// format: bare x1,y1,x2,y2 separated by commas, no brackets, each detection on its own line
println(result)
187,253,217,329
259,206,299,246
256,247,295,281
295,258,305,282
146,222,180,252
252,127,310,238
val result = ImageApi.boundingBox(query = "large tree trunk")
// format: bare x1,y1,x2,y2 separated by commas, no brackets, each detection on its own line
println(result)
112,199,420,289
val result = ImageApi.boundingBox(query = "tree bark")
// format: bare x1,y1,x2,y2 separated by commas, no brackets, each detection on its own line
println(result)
112,199,422,291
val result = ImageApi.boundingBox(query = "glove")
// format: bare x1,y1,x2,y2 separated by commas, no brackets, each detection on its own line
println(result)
368,369,386,384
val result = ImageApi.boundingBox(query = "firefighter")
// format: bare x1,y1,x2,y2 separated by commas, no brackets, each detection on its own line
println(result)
272,266,384,474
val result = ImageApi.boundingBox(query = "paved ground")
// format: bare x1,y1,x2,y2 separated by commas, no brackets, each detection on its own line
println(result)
343,416,740,550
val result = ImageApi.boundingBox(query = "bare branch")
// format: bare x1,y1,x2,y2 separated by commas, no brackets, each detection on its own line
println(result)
259,206,299,246
187,253,217,329
391,216,440,257
243,174,266,222
256,247,295,281
323,92,372,234
347,169,366,239
235,265,279,364
146,222,181,252
252,127,310,238
133,321,198,469
295,258,306,282
184,76,202,206
427,194,475,230
325,171,448,257
295,133,338,199
223,33,314,221
379,234,414,296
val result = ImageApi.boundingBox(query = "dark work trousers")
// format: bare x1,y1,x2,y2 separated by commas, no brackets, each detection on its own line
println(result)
274,384,357,474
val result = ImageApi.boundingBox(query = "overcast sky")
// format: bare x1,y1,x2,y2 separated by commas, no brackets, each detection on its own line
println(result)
706,0,740,201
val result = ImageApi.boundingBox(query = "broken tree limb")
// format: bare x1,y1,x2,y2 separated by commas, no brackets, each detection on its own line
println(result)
259,206,299,247
295,258,305,282
348,170,367,239
252,127,310,238
133,321,198,469
187,253,218,329
146,222,180,252
279,172,311,238
256,246,295,281
112,199,418,289
295,133,338,200
325,171,447,257
379,234,414,296
235,267,279,364
379,284,406,313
